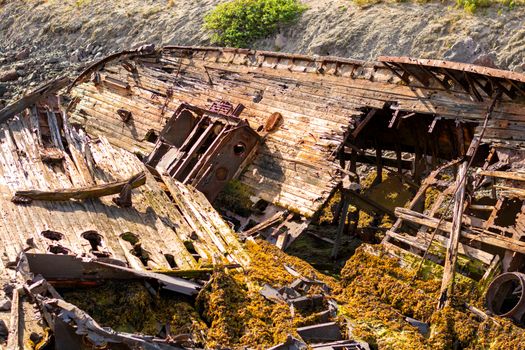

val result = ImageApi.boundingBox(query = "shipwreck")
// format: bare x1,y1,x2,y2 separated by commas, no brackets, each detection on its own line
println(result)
0,45,525,349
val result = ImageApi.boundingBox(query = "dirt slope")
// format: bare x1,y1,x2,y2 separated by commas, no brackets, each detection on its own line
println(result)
0,0,524,104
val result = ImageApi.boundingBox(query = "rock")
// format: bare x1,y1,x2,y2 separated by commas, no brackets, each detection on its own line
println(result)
405,316,430,336
473,53,498,69
2,283,14,297
15,47,30,60
443,37,481,64
0,69,18,82
274,33,287,51
443,37,498,68
46,57,60,64
0,320,7,338
0,298,11,311
15,69,26,77
70,49,83,63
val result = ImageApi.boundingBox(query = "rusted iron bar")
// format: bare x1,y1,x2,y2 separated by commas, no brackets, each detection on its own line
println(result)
68,45,156,91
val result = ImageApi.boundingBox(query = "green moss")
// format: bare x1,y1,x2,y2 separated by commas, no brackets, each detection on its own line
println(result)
60,281,207,342
214,179,254,217
204,0,307,48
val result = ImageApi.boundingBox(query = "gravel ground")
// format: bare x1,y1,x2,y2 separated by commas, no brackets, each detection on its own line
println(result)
1,0,524,106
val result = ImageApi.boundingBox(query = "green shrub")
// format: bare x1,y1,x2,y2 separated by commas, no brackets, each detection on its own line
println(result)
456,0,491,12
203,0,307,48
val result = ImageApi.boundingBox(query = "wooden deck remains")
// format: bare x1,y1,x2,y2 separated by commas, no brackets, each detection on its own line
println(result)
2,45,525,340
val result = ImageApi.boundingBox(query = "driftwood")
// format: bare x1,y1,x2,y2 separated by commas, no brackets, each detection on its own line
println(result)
12,171,146,202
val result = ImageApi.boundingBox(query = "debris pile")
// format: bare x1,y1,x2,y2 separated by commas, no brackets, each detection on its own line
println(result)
2,45,525,348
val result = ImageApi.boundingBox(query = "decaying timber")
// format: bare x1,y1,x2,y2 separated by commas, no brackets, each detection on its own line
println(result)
2,44,525,348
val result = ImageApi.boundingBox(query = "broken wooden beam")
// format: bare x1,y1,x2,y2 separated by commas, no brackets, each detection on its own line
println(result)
351,109,378,139
481,170,525,182
242,211,288,237
342,153,413,170
0,76,70,123
395,207,525,254
438,158,468,309
348,189,395,218
12,171,146,202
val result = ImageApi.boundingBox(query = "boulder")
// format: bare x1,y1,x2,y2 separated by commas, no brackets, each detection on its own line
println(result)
0,69,18,82
15,48,30,60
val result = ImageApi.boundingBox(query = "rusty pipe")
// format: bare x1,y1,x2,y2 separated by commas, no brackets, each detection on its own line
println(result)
486,272,525,323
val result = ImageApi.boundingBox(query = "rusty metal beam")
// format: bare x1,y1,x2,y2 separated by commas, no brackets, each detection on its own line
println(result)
378,56,525,85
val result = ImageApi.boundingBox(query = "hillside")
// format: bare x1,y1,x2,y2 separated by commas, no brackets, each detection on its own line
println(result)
0,0,524,104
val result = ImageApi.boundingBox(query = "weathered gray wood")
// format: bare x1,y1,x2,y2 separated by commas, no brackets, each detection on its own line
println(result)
438,159,467,309
396,207,525,254
13,172,146,202
242,211,287,237
0,76,70,123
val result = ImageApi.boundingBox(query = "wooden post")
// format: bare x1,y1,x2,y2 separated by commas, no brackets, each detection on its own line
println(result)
374,145,383,185
438,159,467,309
395,144,402,175
437,92,501,309
332,189,350,259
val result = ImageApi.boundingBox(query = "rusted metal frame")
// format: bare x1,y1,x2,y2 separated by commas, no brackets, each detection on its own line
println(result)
177,101,241,124
162,116,208,170
492,78,517,100
470,75,494,97
382,61,411,85
439,68,471,95
506,78,525,97
418,65,451,90
464,72,484,102
351,108,378,139
185,125,231,185
170,121,219,178
386,62,429,87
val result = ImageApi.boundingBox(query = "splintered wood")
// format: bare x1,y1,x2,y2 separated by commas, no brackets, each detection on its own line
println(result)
0,106,249,271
